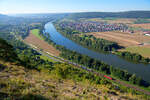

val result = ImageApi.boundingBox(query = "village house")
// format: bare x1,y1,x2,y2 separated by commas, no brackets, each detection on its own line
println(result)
144,31,150,36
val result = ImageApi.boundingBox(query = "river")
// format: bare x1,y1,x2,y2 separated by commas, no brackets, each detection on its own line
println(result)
44,22,150,82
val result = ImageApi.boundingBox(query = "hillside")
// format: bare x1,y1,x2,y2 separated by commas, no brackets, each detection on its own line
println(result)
0,38,150,100
0,14,7,19
0,38,20,62
68,11,150,19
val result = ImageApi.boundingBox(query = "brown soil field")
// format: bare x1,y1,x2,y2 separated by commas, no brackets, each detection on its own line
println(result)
88,31,150,47
130,23,150,30
24,31,60,56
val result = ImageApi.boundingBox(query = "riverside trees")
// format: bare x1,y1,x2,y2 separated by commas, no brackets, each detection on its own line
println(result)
59,48,148,87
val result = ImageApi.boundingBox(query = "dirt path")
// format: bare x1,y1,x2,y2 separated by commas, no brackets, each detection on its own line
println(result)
24,31,60,56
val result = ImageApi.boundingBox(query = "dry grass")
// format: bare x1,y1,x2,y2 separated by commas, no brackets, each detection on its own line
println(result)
130,23,150,30
24,31,60,56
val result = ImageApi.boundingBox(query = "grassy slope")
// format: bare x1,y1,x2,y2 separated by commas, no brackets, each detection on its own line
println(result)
31,29,43,40
0,60,149,100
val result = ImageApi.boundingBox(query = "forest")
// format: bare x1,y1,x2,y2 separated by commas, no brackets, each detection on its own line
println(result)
116,51,150,63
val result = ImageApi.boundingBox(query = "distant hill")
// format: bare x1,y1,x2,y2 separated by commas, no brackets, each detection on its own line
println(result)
0,14,9,19
68,11,150,19
8,13,68,19
0,14,13,24
0,14,6,18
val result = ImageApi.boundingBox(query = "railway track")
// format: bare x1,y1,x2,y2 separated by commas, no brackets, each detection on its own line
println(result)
52,55,150,95
30,44,150,96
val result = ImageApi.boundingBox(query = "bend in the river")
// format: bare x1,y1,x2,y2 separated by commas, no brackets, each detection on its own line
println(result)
44,22,150,82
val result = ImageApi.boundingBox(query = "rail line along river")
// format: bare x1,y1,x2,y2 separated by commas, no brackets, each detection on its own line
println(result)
44,22,150,82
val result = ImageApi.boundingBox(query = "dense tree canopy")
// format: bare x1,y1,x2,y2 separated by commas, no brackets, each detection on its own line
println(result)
116,51,150,63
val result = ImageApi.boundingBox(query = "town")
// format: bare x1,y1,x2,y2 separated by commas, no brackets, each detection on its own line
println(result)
59,21,129,33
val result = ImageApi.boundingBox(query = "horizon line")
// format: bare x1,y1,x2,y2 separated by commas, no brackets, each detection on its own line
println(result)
2,10,150,15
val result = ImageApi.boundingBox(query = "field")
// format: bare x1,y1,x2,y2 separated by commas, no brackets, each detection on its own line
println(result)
88,31,150,47
130,23,150,30
81,18,136,24
24,30,60,56
120,46,150,58
30,29,43,40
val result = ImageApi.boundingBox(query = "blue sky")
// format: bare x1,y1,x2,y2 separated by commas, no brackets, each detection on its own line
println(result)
0,0,150,14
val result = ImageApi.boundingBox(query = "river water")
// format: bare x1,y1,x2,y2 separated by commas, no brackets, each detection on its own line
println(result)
44,22,150,82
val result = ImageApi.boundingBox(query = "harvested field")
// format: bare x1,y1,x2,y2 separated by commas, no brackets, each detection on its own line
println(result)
24,31,60,56
88,31,150,47
130,23,150,30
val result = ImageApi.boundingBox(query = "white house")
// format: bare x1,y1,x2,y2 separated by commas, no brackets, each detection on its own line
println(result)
145,33,150,36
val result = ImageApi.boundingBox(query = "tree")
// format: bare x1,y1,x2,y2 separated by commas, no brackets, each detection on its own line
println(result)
55,64,70,79
129,74,136,84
